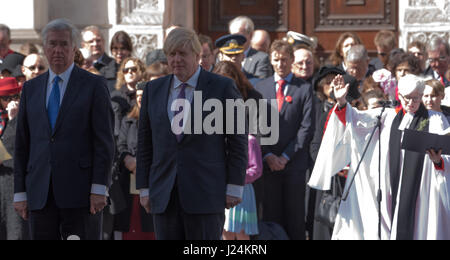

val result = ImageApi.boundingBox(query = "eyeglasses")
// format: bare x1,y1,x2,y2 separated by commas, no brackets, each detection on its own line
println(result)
427,56,448,63
24,65,46,72
399,93,421,103
122,67,138,74
0,94,20,102
377,52,388,57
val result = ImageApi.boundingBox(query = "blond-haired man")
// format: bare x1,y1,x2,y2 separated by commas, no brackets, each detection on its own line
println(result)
136,28,247,240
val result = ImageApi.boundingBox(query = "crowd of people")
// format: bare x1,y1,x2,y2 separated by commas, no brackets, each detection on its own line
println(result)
0,14,449,240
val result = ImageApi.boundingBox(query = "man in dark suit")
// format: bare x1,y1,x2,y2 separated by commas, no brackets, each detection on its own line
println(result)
255,40,314,240
136,28,248,240
229,16,273,81
81,25,117,92
424,37,450,87
13,19,115,240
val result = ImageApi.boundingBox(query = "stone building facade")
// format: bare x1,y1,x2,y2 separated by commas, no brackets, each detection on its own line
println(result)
1,0,449,59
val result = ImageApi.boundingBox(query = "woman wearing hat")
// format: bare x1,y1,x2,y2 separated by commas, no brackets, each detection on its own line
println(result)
0,77,28,240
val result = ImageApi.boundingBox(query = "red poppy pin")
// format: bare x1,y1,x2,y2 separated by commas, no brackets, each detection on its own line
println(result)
285,96,293,103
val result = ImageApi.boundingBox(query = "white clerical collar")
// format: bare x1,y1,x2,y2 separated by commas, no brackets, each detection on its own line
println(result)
173,66,202,89
398,112,415,131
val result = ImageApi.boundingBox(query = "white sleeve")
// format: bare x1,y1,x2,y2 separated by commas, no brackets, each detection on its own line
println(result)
308,105,351,190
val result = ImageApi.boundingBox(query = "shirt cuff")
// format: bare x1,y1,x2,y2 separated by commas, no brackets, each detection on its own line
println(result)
227,184,244,199
263,152,274,161
14,192,27,203
140,188,149,198
91,184,108,196
434,158,445,171
282,153,290,161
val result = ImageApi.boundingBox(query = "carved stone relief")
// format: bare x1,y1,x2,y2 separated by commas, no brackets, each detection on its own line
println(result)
401,0,450,47
114,0,164,61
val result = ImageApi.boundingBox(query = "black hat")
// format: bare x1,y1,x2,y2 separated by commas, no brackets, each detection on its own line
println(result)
0,52,25,74
215,34,247,55
312,65,361,102
146,49,167,66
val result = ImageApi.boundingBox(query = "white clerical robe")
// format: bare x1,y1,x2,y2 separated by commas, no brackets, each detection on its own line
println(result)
308,103,450,240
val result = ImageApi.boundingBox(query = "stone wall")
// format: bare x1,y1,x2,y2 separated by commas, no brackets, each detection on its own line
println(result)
400,0,450,48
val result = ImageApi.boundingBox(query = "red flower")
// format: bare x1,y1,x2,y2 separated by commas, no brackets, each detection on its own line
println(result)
285,96,293,103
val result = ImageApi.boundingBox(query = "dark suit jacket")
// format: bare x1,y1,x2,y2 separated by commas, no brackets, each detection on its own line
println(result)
243,48,273,80
14,66,115,211
255,75,314,171
136,69,248,215
94,54,118,92
424,66,450,87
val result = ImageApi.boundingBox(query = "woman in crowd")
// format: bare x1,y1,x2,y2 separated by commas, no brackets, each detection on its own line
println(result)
113,83,155,240
423,79,450,123
0,78,27,240
388,52,422,81
213,61,262,240
328,32,362,69
111,57,146,136
110,31,133,67
309,67,360,240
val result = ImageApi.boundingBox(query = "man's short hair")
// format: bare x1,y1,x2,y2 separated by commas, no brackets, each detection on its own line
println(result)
427,37,450,56
0,24,11,39
198,34,214,53
81,25,104,41
345,45,368,63
163,28,201,56
374,30,397,50
228,16,255,35
270,39,294,58
42,19,80,48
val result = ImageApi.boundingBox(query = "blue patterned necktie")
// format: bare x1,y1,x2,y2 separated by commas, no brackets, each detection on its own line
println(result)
48,76,61,130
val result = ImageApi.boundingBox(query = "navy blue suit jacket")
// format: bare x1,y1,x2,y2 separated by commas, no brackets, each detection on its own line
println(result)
14,66,115,211
255,75,314,171
136,69,248,215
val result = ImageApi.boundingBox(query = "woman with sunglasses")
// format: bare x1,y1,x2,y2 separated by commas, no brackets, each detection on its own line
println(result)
0,77,28,240
112,57,146,136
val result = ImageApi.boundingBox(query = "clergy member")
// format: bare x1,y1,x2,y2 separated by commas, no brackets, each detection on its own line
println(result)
309,74,450,240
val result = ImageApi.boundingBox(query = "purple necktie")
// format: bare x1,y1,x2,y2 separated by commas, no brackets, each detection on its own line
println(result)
173,83,188,142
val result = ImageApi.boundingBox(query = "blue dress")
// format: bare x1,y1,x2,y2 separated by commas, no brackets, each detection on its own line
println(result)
224,135,262,235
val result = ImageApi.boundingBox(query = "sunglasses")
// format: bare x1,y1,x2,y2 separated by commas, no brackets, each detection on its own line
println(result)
122,67,138,74
377,52,388,57
0,94,20,102
24,65,46,72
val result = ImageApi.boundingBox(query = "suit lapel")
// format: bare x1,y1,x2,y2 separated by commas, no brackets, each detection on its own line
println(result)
155,75,174,139
39,71,52,135
280,78,298,114
52,66,82,135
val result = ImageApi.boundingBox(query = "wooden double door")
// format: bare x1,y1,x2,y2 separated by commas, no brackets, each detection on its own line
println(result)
195,0,398,62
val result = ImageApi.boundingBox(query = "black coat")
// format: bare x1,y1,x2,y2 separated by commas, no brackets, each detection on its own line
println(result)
113,116,153,232
94,54,118,93
0,117,28,240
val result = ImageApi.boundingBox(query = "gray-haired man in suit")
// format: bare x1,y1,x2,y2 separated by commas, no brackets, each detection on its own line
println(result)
229,16,273,81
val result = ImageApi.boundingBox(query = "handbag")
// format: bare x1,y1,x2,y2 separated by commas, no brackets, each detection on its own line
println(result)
314,175,343,228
